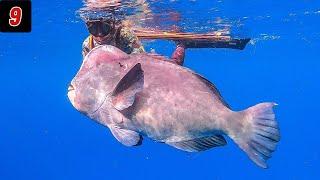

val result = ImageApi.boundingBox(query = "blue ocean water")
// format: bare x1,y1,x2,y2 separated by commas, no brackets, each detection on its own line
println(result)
1,0,320,179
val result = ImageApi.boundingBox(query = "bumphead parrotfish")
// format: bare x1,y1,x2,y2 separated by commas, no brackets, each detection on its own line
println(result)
67,45,280,168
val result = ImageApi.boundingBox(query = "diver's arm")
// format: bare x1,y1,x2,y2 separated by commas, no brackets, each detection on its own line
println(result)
82,36,91,58
171,43,185,66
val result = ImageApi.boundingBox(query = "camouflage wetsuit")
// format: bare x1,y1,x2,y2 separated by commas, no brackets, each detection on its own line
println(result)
82,25,145,58
82,24,185,66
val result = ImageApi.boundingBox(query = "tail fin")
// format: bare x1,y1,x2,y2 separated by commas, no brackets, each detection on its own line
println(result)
232,103,280,168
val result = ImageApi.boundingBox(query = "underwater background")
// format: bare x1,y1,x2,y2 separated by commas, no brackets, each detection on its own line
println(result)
1,0,320,179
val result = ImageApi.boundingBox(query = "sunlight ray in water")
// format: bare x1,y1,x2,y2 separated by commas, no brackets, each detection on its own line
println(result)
75,0,320,44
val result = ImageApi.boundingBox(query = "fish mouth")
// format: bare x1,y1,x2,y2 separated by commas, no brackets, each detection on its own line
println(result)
68,84,75,92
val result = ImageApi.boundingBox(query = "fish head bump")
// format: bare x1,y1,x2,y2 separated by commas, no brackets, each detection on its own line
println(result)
68,45,129,116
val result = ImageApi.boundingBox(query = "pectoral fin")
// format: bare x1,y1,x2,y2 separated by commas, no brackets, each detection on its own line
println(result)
111,63,144,111
109,125,142,146
166,135,227,152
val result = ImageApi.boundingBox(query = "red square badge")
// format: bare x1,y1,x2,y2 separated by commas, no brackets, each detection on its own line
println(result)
0,0,31,32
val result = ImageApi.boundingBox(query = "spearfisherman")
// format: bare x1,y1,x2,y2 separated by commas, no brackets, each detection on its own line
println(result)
82,17,186,65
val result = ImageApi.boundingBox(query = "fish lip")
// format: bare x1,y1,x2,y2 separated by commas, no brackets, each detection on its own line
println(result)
67,84,76,109
68,85,75,92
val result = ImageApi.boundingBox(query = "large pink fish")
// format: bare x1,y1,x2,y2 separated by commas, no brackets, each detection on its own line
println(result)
67,45,280,168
